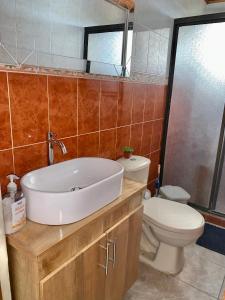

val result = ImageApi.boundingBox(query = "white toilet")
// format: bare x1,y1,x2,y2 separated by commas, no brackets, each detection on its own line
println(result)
117,155,205,275
142,197,204,274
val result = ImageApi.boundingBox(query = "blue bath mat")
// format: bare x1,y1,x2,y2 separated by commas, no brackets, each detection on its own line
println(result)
197,223,225,255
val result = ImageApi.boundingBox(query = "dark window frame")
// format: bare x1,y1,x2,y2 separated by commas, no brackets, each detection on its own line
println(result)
160,12,225,214
83,22,133,73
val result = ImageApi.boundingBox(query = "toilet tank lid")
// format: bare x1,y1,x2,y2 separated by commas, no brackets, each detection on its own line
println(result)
160,185,191,201
117,155,150,172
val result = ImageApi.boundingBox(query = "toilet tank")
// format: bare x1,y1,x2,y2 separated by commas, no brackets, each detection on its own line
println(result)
117,156,151,184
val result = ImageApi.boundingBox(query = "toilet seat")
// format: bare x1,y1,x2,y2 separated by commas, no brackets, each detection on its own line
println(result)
144,197,204,234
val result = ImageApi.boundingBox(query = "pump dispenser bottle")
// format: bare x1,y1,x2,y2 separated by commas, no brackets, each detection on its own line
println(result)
2,174,26,234
7,174,19,199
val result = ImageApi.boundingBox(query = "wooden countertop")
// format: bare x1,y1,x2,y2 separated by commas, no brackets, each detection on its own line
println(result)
7,179,146,257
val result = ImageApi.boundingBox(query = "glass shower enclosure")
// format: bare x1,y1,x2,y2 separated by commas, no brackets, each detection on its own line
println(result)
163,14,225,214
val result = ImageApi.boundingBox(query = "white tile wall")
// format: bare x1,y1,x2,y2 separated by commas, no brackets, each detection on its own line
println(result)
51,24,84,58
131,24,170,80
0,0,125,72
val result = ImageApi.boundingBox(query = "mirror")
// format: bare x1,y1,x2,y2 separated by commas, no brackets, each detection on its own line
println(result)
0,0,134,77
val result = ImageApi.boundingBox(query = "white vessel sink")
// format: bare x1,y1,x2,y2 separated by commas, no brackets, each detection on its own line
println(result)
21,158,124,225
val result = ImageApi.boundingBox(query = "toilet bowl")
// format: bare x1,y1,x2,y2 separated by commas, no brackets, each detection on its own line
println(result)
117,155,205,274
141,197,205,274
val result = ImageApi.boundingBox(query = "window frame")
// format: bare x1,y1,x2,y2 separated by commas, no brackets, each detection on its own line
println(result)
83,22,133,74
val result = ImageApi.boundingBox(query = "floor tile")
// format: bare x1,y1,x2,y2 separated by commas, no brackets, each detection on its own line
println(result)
124,263,216,300
177,245,225,298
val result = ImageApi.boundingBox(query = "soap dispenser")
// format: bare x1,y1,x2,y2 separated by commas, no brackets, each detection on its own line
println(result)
2,174,26,234
7,174,19,198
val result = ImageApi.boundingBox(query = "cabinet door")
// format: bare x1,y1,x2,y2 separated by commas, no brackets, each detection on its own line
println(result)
40,236,106,300
125,207,143,290
105,218,129,300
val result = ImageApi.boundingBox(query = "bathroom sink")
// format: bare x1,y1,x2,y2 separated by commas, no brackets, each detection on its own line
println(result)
21,158,124,225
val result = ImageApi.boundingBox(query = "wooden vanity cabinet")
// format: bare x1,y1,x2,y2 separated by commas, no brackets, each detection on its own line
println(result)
40,236,106,300
104,217,129,300
105,208,143,300
40,209,141,300
7,180,145,300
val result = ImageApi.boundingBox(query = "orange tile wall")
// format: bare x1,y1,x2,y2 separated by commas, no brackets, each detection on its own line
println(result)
0,71,167,194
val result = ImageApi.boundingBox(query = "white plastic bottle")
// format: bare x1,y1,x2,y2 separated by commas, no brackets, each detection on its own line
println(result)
143,189,151,200
2,174,26,234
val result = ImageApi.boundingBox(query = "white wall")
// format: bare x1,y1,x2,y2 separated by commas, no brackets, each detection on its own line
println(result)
0,0,126,70
2,0,225,76
205,3,225,14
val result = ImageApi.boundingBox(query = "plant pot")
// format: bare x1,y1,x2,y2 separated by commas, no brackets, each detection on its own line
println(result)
123,152,132,159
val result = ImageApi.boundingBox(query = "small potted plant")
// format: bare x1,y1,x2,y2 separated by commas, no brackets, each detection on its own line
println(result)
122,146,134,159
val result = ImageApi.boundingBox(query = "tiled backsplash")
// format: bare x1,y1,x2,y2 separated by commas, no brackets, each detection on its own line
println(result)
0,71,166,193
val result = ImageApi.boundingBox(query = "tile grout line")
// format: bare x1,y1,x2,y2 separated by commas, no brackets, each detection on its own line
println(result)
140,85,147,154
131,84,134,125
149,179,156,184
174,276,218,299
46,75,50,132
0,130,162,153
6,72,15,174
58,135,77,141
150,148,161,155
217,274,225,299
153,88,156,121
76,78,79,156
129,84,134,147
12,141,47,150
0,147,13,153
143,84,147,123
98,80,101,157
115,82,119,158
128,125,131,148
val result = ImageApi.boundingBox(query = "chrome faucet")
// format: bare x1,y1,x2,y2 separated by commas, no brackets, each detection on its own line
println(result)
48,132,68,165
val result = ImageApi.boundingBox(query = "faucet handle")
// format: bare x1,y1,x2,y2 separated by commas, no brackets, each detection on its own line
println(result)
48,131,57,140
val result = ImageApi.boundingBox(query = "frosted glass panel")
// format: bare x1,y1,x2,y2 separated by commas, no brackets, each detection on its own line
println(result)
163,23,225,208
126,30,133,76
88,31,123,65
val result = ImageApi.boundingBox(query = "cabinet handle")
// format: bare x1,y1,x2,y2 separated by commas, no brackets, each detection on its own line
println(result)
108,239,116,268
98,242,110,275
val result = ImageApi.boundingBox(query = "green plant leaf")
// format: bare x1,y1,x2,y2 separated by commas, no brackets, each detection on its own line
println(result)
122,146,134,153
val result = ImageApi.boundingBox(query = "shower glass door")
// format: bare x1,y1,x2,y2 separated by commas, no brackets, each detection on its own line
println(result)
216,162,225,213
163,21,225,209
